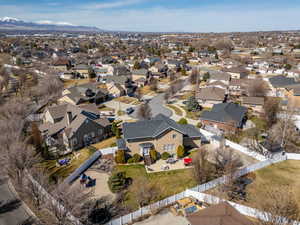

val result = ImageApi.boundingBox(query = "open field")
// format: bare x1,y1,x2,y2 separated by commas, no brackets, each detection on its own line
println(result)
115,165,197,209
245,160,300,207
40,137,116,179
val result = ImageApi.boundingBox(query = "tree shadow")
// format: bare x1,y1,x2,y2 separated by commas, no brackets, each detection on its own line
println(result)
0,199,22,214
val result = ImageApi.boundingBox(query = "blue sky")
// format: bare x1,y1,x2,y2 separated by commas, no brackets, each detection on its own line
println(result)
0,0,300,32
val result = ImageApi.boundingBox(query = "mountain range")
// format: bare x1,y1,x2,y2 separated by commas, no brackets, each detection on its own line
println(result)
0,17,102,32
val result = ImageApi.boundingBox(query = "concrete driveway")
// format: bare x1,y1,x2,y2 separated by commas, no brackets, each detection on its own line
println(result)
0,179,35,225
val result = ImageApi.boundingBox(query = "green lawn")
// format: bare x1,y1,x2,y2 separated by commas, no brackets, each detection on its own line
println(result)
249,115,267,131
166,104,183,116
115,165,197,209
40,137,116,180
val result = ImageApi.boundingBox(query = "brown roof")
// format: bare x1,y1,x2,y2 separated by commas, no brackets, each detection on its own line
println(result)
53,58,69,66
187,202,255,225
196,87,226,101
222,66,248,74
242,97,264,106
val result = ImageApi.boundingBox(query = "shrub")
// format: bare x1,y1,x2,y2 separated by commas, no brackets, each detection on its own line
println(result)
108,172,127,193
196,122,202,128
150,149,159,162
177,118,188,125
161,152,171,160
177,145,186,158
127,158,135,164
132,153,142,163
110,142,117,147
115,150,126,164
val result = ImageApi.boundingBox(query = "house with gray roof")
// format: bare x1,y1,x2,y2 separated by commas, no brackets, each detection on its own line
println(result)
268,75,298,97
200,103,247,134
40,103,111,152
196,87,226,108
119,114,203,164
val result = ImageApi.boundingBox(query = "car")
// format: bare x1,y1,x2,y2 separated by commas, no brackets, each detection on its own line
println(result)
166,158,177,164
126,107,134,114
182,101,188,105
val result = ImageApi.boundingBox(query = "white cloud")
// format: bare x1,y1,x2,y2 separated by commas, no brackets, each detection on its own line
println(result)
87,0,145,9
36,20,74,26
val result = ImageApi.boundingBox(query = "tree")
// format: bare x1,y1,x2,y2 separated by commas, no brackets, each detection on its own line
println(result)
202,72,210,82
115,150,126,164
149,149,159,162
264,98,280,128
247,80,268,97
177,118,188,125
31,122,43,152
149,78,158,92
192,148,214,184
161,152,171,160
137,102,152,120
88,67,96,79
108,172,127,193
133,61,141,70
181,67,187,76
177,145,186,158
135,88,142,101
186,96,201,112
189,68,199,85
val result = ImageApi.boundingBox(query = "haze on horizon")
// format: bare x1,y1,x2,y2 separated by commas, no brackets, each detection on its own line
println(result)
0,0,299,32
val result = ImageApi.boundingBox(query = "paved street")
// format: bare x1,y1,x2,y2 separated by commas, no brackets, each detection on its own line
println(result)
0,179,34,225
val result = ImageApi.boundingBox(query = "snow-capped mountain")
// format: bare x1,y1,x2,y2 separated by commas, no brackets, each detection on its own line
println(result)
0,17,102,32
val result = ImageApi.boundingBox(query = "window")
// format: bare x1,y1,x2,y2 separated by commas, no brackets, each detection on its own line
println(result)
91,132,95,138
163,144,175,152
72,138,77,146
172,134,177,139
98,129,103,135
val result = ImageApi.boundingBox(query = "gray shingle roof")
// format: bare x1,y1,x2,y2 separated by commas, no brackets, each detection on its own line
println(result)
269,75,297,88
122,114,202,140
200,103,247,127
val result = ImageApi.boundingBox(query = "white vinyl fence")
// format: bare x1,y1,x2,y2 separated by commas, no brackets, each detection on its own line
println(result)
287,153,300,160
106,156,287,225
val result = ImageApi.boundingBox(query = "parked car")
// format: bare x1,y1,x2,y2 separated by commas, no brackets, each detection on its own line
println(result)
184,157,192,166
126,107,134,114
166,158,177,164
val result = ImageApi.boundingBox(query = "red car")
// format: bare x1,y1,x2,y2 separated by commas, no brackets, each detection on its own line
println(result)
184,157,192,166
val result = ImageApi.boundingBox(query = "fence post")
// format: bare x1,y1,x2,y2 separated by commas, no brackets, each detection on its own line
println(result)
120,216,122,225
130,212,133,223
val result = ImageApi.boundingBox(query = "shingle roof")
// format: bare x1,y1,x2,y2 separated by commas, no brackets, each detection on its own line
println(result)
46,104,68,121
123,114,202,140
242,97,264,106
269,75,297,88
196,87,226,101
200,103,247,127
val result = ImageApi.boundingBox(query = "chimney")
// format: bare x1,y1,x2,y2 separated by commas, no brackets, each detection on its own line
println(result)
67,111,72,125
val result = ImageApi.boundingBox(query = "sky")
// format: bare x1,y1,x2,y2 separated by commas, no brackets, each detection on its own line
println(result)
0,0,300,32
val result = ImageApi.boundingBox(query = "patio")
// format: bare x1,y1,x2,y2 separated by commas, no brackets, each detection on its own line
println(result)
146,158,193,173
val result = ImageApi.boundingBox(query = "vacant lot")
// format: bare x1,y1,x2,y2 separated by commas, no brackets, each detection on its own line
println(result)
245,160,300,206
115,165,197,209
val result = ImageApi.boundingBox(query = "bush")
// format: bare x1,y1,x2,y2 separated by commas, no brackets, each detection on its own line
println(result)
132,153,142,163
177,118,188,125
115,150,126,164
161,152,171,160
110,142,117,147
196,122,202,128
127,158,135,164
150,149,159,162
108,172,127,193
177,145,186,158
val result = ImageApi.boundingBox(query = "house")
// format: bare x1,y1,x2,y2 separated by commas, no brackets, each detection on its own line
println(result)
52,58,70,71
186,201,255,225
119,114,203,163
229,78,252,96
59,83,109,105
131,69,150,81
209,71,231,85
200,102,247,133
106,82,126,97
40,103,111,152
241,96,264,114
73,64,89,78
222,66,248,79
196,87,226,108
268,75,297,97
112,65,131,76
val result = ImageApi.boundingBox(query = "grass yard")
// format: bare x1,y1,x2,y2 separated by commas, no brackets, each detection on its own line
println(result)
180,106,202,120
114,96,139,105
245,160,300,207
115,164,197,209
178,91,194,100
166,104,183,116
140,85,155,95
249,115,267,131
40,137,116,179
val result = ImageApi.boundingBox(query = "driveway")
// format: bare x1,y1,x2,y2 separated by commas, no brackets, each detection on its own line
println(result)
0,179,35,225
131,93,172,119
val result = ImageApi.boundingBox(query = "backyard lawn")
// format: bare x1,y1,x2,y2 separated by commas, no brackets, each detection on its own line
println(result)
40,137,116,179
115,164,197,209
62,78,93,88
245,160,300,207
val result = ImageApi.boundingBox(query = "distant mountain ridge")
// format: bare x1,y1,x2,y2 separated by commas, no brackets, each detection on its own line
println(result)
0,17,102,32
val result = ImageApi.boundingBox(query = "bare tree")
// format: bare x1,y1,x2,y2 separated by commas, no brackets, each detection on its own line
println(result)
192,148,215,184
247,80,268,97
137,102,152,120
149,78,158,92
264,98,280,128
189,68,199,85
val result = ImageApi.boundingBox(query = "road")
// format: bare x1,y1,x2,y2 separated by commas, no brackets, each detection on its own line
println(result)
131,93,172,119
0,179,34,225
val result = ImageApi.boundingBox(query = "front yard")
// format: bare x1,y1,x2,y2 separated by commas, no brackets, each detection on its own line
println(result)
166,104,183,116
114,96,140,105
115,164,197,210
40,137,116,180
